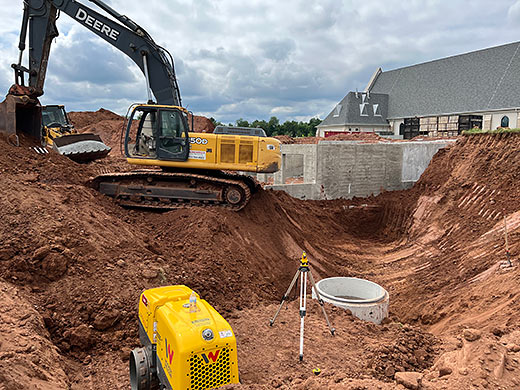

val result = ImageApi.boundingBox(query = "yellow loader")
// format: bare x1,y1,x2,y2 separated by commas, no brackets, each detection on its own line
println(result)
42,105,111,162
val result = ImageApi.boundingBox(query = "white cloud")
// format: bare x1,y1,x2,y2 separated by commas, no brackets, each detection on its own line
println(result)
509,0,520,21
0,0,518,123
271,106,297,115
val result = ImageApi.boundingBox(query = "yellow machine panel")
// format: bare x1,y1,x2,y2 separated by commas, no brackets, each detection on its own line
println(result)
131,286,239,390
128,131,280,173
124,104,281,174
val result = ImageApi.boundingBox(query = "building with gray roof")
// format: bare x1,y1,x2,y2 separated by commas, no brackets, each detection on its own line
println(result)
317,41,520,138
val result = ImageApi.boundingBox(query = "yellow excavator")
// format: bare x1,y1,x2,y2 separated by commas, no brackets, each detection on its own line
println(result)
1,0,281,211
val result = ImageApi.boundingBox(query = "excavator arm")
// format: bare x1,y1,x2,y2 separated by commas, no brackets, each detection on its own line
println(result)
14,0,182,106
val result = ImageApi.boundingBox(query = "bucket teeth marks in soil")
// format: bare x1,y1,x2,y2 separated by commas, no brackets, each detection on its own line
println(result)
413,261,432,273
458,185,502,222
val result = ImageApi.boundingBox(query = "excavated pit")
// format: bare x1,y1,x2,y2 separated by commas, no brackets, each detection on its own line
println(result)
0,113,520,389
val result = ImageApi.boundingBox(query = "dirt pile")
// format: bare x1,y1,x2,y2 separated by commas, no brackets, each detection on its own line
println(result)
0,281,68,389
275,132,385,144
68,109,125,155
68,108,122,129
1,128,520,389
188,113,215,133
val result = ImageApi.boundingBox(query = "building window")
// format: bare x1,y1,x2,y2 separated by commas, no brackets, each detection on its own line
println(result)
501,116,509,128
333,105,342,117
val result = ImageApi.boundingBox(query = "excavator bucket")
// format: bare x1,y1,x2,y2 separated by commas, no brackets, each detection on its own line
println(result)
52,133,111,163
0,92,41,145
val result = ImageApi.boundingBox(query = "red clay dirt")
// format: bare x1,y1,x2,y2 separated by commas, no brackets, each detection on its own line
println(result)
187,113,216,133
1,115,520,389
275,132,385,144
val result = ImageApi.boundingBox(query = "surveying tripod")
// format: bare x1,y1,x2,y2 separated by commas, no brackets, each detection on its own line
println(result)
269,252,335,361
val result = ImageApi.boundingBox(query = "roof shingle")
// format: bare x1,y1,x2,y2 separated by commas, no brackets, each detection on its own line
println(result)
369,41,520,118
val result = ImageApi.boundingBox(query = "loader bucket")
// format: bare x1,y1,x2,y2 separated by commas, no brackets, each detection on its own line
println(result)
52,133,111,162
0,93,42,144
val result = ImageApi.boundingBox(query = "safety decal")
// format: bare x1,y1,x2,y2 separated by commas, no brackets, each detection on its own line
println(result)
219,330,233,338
189,150,206,160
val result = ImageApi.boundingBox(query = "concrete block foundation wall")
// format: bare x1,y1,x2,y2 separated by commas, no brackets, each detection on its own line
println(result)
264,140,455,200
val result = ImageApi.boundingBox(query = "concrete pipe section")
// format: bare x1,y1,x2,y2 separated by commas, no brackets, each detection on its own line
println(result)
312,277,389,324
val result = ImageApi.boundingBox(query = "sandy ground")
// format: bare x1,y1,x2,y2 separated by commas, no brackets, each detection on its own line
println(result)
0,117,519,389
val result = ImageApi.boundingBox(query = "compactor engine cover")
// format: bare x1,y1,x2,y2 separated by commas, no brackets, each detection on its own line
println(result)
130,286,239,390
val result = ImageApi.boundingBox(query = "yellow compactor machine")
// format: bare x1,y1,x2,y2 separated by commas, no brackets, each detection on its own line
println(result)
131,285,239,390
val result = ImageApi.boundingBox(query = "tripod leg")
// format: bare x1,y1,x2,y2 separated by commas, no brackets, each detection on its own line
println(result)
308,270,335,335
299,271,307,361
270,269,300,326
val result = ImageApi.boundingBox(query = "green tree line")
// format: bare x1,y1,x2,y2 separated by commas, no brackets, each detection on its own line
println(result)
210,116,322,137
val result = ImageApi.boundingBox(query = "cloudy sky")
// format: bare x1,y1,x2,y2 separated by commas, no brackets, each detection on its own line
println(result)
0,0,519,123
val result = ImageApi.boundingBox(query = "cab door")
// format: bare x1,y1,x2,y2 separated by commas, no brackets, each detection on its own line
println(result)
156,108,189,161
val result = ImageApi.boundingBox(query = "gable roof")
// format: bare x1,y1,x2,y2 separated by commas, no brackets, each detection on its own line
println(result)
369,41,520,119
318,92,389,127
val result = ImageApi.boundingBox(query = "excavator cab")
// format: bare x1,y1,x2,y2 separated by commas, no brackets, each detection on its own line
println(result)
125,105,189,162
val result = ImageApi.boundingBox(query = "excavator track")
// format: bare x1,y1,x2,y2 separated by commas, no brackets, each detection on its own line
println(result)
89,170,256,211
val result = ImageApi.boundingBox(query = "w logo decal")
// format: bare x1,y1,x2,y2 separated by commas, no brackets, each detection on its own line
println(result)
201,349,220,364
165,339,174,365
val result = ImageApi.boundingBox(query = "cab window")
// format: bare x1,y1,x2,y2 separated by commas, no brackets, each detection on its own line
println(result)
160,110,186,137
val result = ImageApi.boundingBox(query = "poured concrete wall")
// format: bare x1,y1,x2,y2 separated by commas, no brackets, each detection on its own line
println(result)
282,154,304,179
273,144,318,185
401,141,452,185
266,139,455,200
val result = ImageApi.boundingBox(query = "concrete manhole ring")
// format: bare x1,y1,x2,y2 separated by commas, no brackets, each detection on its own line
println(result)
313,277,389,324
